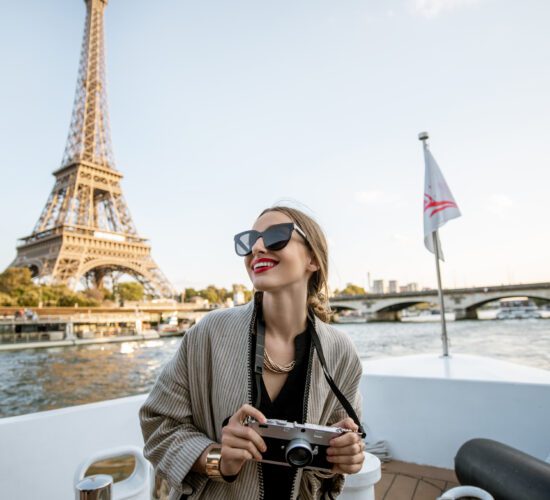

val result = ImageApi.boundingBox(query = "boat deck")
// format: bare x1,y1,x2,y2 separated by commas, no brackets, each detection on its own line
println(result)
376,460,459,500
152,460,459,499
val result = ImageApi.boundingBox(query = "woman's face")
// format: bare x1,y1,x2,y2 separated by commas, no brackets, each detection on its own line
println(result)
244,211,318,294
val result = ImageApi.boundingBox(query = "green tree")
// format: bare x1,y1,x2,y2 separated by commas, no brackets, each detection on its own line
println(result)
184,288,199,301
116,282,144,302
339,283,367,296
0,267,34,294
0,292,16,306
200,285,221,304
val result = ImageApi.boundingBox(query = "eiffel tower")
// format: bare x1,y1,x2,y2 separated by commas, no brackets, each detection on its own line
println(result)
9,0,175,298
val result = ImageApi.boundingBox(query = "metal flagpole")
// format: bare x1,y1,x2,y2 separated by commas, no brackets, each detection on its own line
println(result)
419,132,450,357
432,231,449,357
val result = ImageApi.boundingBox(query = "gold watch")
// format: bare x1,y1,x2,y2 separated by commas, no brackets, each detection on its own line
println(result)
205,447,225,482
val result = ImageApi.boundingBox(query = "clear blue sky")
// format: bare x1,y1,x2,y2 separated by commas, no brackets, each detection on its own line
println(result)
1,0,549,292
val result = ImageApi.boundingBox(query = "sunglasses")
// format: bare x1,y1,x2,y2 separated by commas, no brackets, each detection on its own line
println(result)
234,222,308,257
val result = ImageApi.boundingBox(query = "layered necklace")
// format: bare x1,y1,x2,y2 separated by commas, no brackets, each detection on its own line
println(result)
263,349,295,374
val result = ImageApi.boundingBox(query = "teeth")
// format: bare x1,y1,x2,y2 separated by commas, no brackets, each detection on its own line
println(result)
254,261,276,270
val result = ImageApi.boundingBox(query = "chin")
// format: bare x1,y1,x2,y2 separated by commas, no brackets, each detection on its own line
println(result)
250,280,277,293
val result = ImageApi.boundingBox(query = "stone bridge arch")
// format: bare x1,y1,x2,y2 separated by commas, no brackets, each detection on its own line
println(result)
330,284,550,321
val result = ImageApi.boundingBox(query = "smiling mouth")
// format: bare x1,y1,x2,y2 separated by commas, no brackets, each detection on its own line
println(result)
252,260,279,274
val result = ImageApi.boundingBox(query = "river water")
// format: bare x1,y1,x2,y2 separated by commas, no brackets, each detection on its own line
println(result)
1,319,549,418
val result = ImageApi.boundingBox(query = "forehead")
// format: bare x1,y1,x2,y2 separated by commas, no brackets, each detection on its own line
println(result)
252,211,293,231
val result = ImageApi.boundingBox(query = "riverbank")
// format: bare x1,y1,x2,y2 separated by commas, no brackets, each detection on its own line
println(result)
0,331,184,352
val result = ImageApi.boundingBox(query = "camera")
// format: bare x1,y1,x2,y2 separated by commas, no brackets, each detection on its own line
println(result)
245,417,356,471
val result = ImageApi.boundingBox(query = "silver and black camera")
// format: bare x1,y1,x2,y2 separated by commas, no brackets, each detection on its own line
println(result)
245,417,355,471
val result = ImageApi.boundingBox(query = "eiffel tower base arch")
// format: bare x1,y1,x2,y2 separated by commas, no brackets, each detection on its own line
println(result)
10,228,175,298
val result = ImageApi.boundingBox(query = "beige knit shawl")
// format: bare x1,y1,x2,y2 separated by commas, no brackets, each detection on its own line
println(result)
139,300,363,500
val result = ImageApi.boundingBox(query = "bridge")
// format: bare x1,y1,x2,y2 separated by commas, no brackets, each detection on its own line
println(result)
330,282,550,321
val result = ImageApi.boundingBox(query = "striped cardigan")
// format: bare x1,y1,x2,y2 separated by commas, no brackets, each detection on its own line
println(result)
139,299,363,500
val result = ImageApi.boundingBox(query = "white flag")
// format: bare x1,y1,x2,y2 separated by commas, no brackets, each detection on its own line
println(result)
423,148,461,260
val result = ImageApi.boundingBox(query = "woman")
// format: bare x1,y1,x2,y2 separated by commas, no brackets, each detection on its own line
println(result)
140,206,365,499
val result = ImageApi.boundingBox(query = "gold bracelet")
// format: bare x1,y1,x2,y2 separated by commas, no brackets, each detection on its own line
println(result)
205,447,225,482
205,447,238,483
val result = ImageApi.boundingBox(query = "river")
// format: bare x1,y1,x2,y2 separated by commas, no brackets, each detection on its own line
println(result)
1,319,549,418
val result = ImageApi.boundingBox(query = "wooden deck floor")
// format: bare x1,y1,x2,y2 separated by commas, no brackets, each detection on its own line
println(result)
375,460,459,500
152,459,459,499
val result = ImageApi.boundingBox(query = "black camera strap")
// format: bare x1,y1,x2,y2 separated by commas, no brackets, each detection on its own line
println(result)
309,323,366,438
253,307,366,438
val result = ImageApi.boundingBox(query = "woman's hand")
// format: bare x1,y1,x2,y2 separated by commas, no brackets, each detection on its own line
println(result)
220,404,267,477
326,417,365,474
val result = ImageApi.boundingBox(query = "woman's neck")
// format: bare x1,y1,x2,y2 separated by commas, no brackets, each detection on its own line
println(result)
261,287,308,343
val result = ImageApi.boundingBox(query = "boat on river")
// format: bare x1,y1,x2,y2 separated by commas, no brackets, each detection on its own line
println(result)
333,310,367,324
495,297,541,320
1,351,549,499
400,309,456,322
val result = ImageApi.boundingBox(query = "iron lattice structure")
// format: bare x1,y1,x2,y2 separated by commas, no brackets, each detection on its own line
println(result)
9,0,175,298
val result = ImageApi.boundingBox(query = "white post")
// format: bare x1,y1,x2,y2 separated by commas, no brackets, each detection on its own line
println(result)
432,230,449,357
419,131,450,357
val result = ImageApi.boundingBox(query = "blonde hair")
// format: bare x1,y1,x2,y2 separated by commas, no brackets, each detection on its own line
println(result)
258,206,331,322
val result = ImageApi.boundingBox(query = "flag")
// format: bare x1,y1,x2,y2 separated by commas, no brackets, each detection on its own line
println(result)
423,147,461,260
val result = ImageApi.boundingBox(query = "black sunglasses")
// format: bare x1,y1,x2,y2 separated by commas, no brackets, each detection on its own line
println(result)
234,222,308,257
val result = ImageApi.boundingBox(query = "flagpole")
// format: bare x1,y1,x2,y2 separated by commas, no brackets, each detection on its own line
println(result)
419,131,450,357
432,230,449,357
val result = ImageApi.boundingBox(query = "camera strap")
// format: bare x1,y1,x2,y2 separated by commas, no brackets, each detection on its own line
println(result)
309,323,366,438
253,306,366,438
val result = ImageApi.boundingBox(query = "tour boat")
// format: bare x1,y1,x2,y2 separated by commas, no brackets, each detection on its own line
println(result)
400,309,456,323
333,310,367,324
495,297,541,320
1,351,549,499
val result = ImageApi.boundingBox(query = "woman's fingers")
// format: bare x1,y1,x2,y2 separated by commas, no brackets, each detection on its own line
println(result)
228,423,266,451
326,430,365,474
230,404,266,425
327,441,364,457
220,404,268,476
222,434,264,461
331,417,358,431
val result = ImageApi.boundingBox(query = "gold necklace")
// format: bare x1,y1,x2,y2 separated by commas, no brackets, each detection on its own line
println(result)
263,349,295,374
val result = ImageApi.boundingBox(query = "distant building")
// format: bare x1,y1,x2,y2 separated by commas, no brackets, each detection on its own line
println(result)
400,282,419,293
372,280,385,294
388,280,398,293
232,284,246,305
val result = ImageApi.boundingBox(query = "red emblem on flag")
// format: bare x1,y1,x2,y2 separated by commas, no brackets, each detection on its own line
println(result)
424,194,458,217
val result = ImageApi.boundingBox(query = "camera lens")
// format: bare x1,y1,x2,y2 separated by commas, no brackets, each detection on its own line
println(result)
285,438,313,467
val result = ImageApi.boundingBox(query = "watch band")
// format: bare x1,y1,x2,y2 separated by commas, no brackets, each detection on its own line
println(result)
205,447,238,483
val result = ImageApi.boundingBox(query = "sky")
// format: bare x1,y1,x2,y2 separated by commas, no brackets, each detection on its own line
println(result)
1,0,549,292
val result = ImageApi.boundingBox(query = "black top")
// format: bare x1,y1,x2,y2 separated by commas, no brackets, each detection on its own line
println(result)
256,327,311,500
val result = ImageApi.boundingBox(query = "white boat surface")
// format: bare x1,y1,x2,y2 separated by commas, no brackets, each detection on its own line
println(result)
333,311,366,324
400,310,456,322
1,353,549,499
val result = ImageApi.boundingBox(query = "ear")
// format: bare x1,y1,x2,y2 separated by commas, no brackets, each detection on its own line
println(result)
306,254,320,273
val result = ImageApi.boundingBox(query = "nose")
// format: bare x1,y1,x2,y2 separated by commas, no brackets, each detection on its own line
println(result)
251,235,267,255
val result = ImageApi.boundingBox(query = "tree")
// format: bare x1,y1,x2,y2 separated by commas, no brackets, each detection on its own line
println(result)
0,292,15,306
116,282,144,302
0,268,34,294
338,283,367,296
200,285,221,304
184,288,200,301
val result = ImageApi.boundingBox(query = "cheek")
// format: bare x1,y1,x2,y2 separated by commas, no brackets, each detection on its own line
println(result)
244,258,252,276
